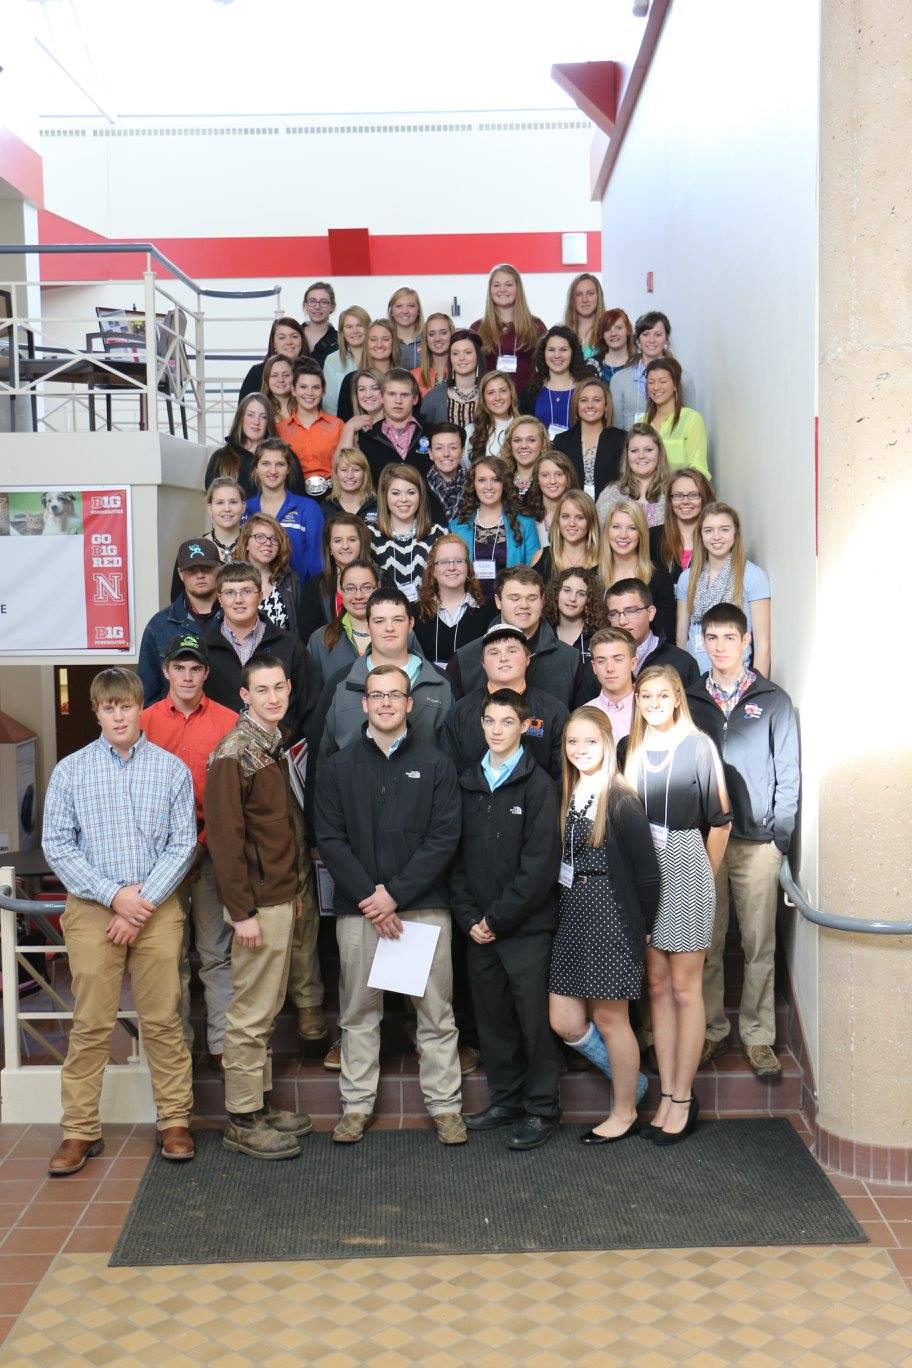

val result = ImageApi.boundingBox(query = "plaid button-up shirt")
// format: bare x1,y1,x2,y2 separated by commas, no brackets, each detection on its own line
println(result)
42,733,196,908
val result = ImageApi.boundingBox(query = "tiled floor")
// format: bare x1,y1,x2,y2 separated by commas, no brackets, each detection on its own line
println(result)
0,1113,911,1364
4,1246,912,1366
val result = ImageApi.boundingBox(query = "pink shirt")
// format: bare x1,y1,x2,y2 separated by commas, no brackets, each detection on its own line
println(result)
381,417,419,460
588,691,634,742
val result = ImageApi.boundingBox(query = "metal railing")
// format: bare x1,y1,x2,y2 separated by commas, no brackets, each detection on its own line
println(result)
779,858,912,936
0,243,282,444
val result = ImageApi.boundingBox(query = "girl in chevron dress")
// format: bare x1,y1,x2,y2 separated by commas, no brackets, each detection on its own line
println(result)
624,665,731,1145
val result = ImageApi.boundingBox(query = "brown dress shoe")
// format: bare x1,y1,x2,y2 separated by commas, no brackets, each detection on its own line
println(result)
160,1126,196,1161
323,1039,342,1071
297,1006,328,1040
48,1137,105,1177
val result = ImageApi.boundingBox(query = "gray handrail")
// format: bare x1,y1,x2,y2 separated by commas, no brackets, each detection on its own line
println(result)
780,858,912,935
0,887,65,916
0,243,280,301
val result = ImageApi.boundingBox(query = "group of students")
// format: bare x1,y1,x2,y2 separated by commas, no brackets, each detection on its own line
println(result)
41,267,799,1173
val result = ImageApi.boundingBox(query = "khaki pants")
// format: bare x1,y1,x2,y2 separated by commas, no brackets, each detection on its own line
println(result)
285,856,323,1010
704,838,782,1046
60,894,193,1140
223,902,295,1114
336,908,461,1117
177,852,234,1052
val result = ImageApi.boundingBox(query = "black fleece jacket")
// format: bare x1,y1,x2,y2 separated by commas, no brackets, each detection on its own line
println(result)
442,685,568,780
445,619,583,709
202,616,319,742
449,749,561,938
315,726,461,916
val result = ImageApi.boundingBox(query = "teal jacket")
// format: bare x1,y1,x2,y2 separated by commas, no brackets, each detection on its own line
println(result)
448,513,541,569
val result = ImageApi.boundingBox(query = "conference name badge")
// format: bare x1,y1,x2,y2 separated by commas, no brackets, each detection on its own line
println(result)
558,860,574,889
474,560,496,580
496,354,518,374
527,717,544,737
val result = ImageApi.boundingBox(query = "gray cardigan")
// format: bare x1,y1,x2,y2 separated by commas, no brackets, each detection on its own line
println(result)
610,362,695,431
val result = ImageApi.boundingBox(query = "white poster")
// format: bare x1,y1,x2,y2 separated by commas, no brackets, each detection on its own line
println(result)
0,487,133,654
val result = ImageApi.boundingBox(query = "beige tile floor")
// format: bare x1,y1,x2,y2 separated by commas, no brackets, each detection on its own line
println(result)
3,1245,912,1367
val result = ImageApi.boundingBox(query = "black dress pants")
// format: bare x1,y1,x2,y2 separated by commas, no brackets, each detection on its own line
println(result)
468,932,561,1118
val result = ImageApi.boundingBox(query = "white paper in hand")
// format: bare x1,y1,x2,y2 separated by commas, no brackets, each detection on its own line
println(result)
367,920,441,998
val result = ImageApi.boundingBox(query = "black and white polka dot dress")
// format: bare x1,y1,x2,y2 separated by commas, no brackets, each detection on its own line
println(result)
548,795,643,1001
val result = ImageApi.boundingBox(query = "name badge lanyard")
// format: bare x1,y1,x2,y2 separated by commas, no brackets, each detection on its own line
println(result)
548,389,569,440
434,607,465,672
559,793,592,887
642,750,674,852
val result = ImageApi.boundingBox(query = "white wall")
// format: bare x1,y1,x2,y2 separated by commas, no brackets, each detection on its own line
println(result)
38,111,600,239
599,0,821,1070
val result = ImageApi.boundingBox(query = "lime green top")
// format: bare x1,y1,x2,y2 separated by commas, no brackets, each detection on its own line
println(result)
636,406,710,477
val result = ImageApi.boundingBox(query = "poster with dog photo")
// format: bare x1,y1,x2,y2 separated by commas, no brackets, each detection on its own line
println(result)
5,490,84,538
0,486,132,653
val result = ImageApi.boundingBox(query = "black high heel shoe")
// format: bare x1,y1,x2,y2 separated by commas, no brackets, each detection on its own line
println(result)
640,1093,672,1141
651,1094,700,1146
580,1119,640,1145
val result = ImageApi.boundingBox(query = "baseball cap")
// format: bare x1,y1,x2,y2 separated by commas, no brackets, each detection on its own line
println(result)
177,538,220,569
163,633,209,665
482,623,530,649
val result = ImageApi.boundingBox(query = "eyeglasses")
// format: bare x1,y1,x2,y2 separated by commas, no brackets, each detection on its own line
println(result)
250,533,279,545
607,606,647,622
670,492,701,504
435,558,467,569
221,587,259,599
365,690,408,703
342,583,377,595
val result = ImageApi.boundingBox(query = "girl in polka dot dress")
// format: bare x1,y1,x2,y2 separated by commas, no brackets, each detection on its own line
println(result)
548,707,661,1144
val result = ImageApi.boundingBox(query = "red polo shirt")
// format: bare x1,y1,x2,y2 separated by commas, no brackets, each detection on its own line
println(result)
141,694,238,842
278,410,344,478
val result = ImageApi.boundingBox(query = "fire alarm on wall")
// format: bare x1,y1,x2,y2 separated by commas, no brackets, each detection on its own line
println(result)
646,271,654,293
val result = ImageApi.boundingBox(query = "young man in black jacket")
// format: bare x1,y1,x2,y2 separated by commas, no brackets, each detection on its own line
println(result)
446,566,583,707
357,369,433,488
443,624,568,779
315,664,465,1146
450,690,563,1150
605,578,701,688
686,603,800,1079
203,562,319,741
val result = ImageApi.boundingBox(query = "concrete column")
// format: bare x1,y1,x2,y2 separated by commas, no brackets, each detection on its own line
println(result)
815,0,912,1169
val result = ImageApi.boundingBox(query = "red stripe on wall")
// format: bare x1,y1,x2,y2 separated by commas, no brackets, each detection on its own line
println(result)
0,127,44,207
36,212,600,282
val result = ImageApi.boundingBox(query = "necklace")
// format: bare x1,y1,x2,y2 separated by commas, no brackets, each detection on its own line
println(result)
453,382,478,402
642,745,676,773
351,624,370,638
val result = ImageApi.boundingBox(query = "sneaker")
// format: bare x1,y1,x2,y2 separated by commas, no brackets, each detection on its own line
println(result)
744,1044,781,1077
458,1044,482,1076
699,1037,729,1070
433,1113,468,1145
332,1112,373,1144
297,1006,327,1041
223,1113,301,1160
323,1039,342,1071
263,1104,313,1137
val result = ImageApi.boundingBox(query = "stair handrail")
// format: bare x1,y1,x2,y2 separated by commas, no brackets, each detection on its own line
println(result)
0,243,280,300
780,857,912,935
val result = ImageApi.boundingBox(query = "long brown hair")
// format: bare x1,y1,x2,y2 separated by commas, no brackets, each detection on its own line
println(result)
616,422,671,503
415,312,454,389
350,367,385,419
477,263,541,354
569,376,614,428
417,532,485,618
260,354,295,420
658,467,716,573
236,512,291,580
559,706,622,848
644,356,684,431
376,463,434,540
264,317,306,359
319,513,372,596
685,502,746,621
524,449,580,521
563,273,606,352
323,557,379,649
469,371,520,461
456,456,525,545
208,395,277,483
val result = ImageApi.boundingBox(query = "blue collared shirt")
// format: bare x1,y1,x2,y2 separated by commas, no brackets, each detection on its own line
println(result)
481,745,524,792
42,733,197,909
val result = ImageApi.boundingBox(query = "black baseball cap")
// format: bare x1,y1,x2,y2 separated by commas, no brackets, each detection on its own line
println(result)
177,538,220,569
163,633,209,665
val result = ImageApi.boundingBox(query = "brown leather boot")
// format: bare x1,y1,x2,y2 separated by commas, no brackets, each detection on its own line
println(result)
48,1137,105,1177
160,1126,196,1161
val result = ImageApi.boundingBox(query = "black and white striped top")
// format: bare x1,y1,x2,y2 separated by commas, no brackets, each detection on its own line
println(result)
369,524,448,600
